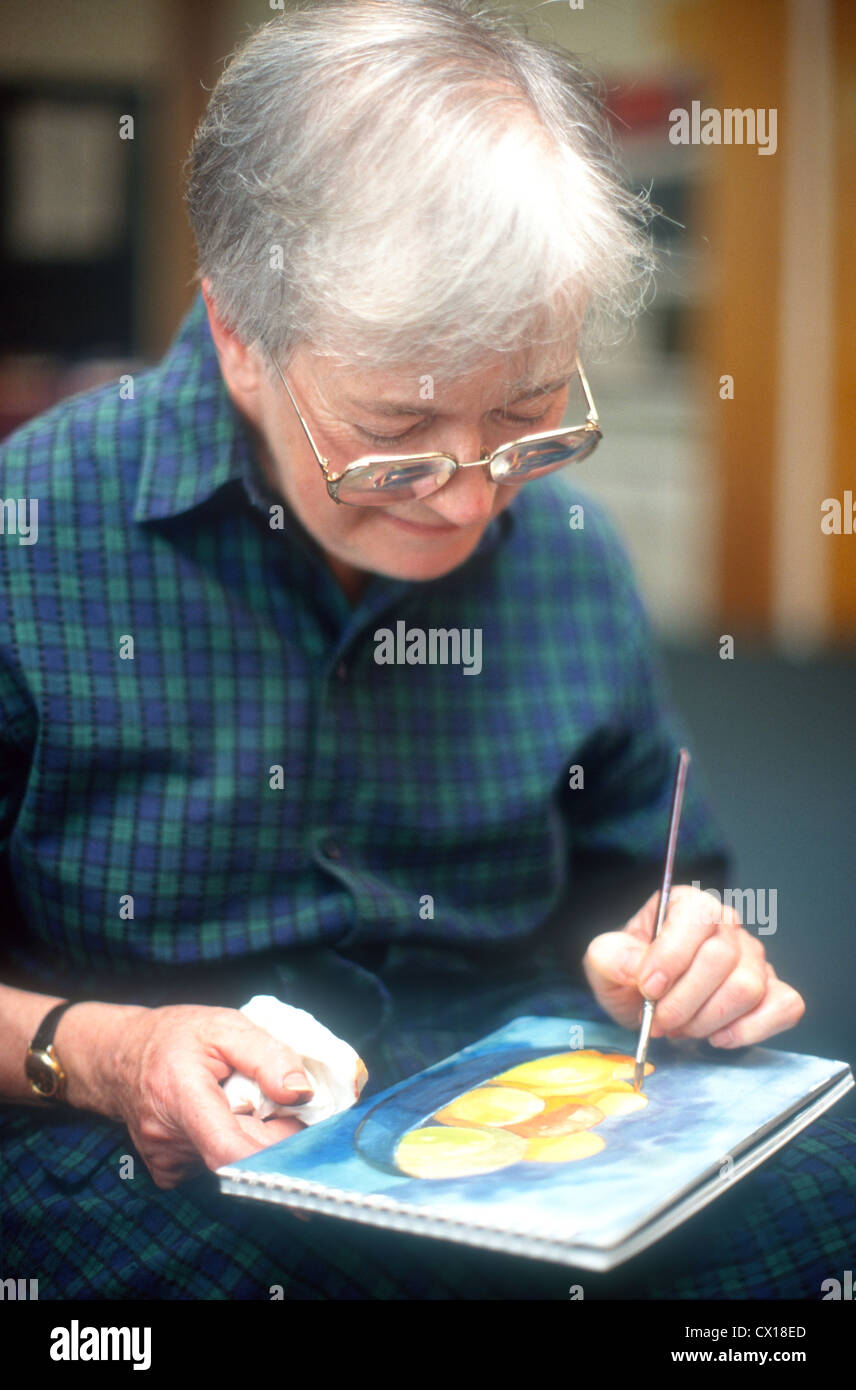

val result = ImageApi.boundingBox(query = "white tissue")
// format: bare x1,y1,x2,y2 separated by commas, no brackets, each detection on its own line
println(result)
221,995,368,1126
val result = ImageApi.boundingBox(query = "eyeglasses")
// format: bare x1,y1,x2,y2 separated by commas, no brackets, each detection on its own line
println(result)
270,353,602,507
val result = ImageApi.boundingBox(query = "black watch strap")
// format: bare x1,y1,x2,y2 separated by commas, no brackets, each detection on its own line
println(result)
31,1000,75,1052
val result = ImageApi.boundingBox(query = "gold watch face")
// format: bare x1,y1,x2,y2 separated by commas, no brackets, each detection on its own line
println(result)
26,1046,64,1099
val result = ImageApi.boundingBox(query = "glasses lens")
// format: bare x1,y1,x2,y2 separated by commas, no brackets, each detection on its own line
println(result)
491,430,600,483
334,455,457,506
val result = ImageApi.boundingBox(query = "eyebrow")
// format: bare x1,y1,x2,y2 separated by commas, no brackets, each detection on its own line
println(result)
350,374,575,418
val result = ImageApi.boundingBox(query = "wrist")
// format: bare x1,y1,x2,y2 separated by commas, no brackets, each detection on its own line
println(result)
53,1001,150,1119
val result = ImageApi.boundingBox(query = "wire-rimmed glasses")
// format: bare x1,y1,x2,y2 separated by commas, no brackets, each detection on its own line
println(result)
271,354,602,506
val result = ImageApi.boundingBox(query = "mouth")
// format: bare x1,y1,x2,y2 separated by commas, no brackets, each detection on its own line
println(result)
382,513,462,536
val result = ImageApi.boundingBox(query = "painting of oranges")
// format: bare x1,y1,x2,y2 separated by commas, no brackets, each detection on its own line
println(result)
394,1050,654,1179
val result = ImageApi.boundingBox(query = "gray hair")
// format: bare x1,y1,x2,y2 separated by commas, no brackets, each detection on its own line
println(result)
184,0,657,385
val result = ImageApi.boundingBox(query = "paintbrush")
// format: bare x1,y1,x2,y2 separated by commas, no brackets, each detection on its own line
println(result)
633,748,691,1093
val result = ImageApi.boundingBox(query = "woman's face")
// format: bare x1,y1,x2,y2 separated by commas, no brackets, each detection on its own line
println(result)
257,346,574,587
204,287,575,596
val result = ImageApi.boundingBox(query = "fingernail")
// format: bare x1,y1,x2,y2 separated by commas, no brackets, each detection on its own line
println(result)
641,970,668,1000
710,1028,734,1047
283,1071,313,1096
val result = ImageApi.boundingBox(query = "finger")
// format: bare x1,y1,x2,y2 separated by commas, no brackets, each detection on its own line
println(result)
126,1109,205,1185
582,931,649,1028
231,1114,312,1222
653,944,766,1040
584,886,729,1029
128,1128,200,1190
647,931,741,1038
622,882,715,947
234,1114,306,1146
633,889,732,1002
150,1162,194,1191
176,1072,284,1171
705,972,805,1049
207,1013,315,1103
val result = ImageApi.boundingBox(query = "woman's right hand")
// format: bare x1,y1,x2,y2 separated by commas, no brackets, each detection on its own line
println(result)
91,1002,315,1189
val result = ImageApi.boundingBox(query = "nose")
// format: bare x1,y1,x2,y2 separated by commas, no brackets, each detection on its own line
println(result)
428,440,498,527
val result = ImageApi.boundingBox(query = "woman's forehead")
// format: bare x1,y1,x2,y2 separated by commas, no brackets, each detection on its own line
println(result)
304,344,578,405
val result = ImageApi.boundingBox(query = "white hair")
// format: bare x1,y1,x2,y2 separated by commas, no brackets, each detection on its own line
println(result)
185,0,657,385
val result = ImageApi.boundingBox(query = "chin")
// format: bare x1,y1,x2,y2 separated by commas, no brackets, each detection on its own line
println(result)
369,534,479,582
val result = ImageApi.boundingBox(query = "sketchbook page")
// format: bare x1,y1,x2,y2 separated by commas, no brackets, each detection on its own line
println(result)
595,1069,855,1271
218,1068,854,1274
218,1016,852,1257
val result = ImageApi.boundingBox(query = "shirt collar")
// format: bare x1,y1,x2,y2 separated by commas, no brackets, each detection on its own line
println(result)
132,290,516,568
133,292,254,524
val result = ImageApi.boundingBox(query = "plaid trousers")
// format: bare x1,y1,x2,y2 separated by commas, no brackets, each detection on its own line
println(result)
2,968,854,1300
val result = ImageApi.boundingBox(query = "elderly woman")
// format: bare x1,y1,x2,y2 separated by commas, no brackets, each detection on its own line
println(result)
0,0,849,1302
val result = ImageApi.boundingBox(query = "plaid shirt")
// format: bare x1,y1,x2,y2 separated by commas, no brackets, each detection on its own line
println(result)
0,291,729,1025
10,296,852,1308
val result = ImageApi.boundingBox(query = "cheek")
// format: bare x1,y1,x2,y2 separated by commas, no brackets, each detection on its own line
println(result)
285,438,336,517
493,482,523,514
291,457,369,546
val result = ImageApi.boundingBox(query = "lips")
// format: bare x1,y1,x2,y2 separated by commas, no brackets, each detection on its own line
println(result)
383,514,460,535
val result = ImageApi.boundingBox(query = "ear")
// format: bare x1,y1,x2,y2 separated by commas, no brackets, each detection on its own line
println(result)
200,278,266,407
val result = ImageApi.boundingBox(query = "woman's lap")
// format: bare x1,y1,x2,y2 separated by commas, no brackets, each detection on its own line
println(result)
3,974,854,1299
4,1107,854,1301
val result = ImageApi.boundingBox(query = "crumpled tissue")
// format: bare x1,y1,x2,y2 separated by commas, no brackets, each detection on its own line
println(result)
220,995,369,1126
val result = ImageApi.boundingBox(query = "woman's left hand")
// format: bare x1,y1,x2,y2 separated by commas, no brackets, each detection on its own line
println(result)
582,883,805,1047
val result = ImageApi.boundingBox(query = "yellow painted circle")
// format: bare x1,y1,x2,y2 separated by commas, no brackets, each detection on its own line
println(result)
490,1052,617,1095
523,1130,606,1163
433,1086,544,1128
394,1125,527,1179
509,1102,605,1138
590,1090,648,1117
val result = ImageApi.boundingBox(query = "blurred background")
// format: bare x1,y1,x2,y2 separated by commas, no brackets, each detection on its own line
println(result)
0,0,853,1097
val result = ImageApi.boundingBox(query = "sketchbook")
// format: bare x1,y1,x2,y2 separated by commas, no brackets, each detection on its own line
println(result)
217,1016,854,1271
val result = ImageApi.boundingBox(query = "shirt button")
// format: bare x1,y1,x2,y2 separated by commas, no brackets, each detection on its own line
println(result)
323,840,343,860
335,662,348,681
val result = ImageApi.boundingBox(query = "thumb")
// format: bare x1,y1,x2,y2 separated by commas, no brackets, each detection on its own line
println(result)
583,930,648,1026
213,1015,315,1102
273,1053,315,1103
264,1042,314,1103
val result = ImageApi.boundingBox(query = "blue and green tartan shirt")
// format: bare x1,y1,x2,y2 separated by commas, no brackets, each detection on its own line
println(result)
0,292,729,1038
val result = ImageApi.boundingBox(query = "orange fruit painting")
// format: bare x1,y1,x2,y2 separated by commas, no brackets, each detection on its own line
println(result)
393,1050,655,1179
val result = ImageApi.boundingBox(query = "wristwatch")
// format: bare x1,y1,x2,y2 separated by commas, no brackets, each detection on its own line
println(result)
25,1000,76,1101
